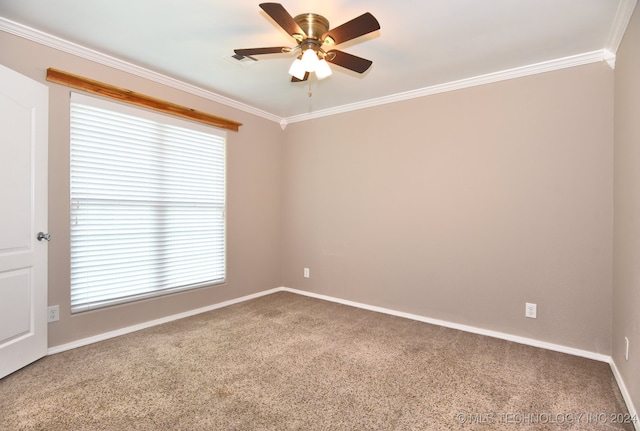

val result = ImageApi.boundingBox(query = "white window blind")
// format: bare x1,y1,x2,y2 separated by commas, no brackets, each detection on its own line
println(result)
70,93,226,313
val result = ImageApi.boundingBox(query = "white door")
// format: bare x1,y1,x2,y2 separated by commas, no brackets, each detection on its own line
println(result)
0,63,49,379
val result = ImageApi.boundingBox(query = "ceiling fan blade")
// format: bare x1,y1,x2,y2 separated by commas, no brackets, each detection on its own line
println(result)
291,72,310,83
322,12,380,45
234,47,289,57
259,3,305,37
326,50,373,74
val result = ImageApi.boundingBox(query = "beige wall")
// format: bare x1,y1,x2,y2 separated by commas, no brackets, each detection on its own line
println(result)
614,5,640,413
0,31,284,347
281,62,615,354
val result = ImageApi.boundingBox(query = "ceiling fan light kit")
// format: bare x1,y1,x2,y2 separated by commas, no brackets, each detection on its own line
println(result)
234,3,380,83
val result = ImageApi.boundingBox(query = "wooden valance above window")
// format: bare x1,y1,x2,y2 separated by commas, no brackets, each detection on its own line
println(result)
46,68,242,132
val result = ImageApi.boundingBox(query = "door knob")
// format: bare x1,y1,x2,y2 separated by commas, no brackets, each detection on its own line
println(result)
37,232,51,242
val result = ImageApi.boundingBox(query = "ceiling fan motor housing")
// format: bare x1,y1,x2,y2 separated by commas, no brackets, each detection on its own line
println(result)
294,13,331,45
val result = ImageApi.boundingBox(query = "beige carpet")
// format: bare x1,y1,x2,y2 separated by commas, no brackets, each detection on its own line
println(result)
0,291,634,430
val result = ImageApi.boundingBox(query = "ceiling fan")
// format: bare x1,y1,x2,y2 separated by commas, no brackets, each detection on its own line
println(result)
234,3,380,82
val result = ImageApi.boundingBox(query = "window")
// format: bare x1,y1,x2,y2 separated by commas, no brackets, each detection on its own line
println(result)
70,93,226,313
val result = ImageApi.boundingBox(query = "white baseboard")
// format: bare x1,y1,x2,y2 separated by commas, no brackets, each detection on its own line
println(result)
46,287,282,355
49,285,611,361
610,360,640,431
46,285,637,427
279,287,610,362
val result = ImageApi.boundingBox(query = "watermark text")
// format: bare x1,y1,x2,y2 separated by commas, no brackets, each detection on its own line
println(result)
454,412,638,425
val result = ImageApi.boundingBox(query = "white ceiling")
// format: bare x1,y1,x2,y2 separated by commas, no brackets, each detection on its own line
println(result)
0,1,635,122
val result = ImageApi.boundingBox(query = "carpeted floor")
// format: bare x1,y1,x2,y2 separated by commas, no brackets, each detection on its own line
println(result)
0,291,635,430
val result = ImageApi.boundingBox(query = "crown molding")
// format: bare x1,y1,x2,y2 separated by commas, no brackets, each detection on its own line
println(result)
605,0,638,67
1,14,629,128
283,50,608,125
0,16,282,124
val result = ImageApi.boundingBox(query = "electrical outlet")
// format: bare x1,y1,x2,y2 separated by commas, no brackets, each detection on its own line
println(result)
525,302,537,319
625,337,630,361
304,267,310,278
48,305,59,323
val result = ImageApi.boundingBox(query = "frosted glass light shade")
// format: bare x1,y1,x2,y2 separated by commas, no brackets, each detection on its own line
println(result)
315,59,332,80
288,58,306,80
301,48,319,72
